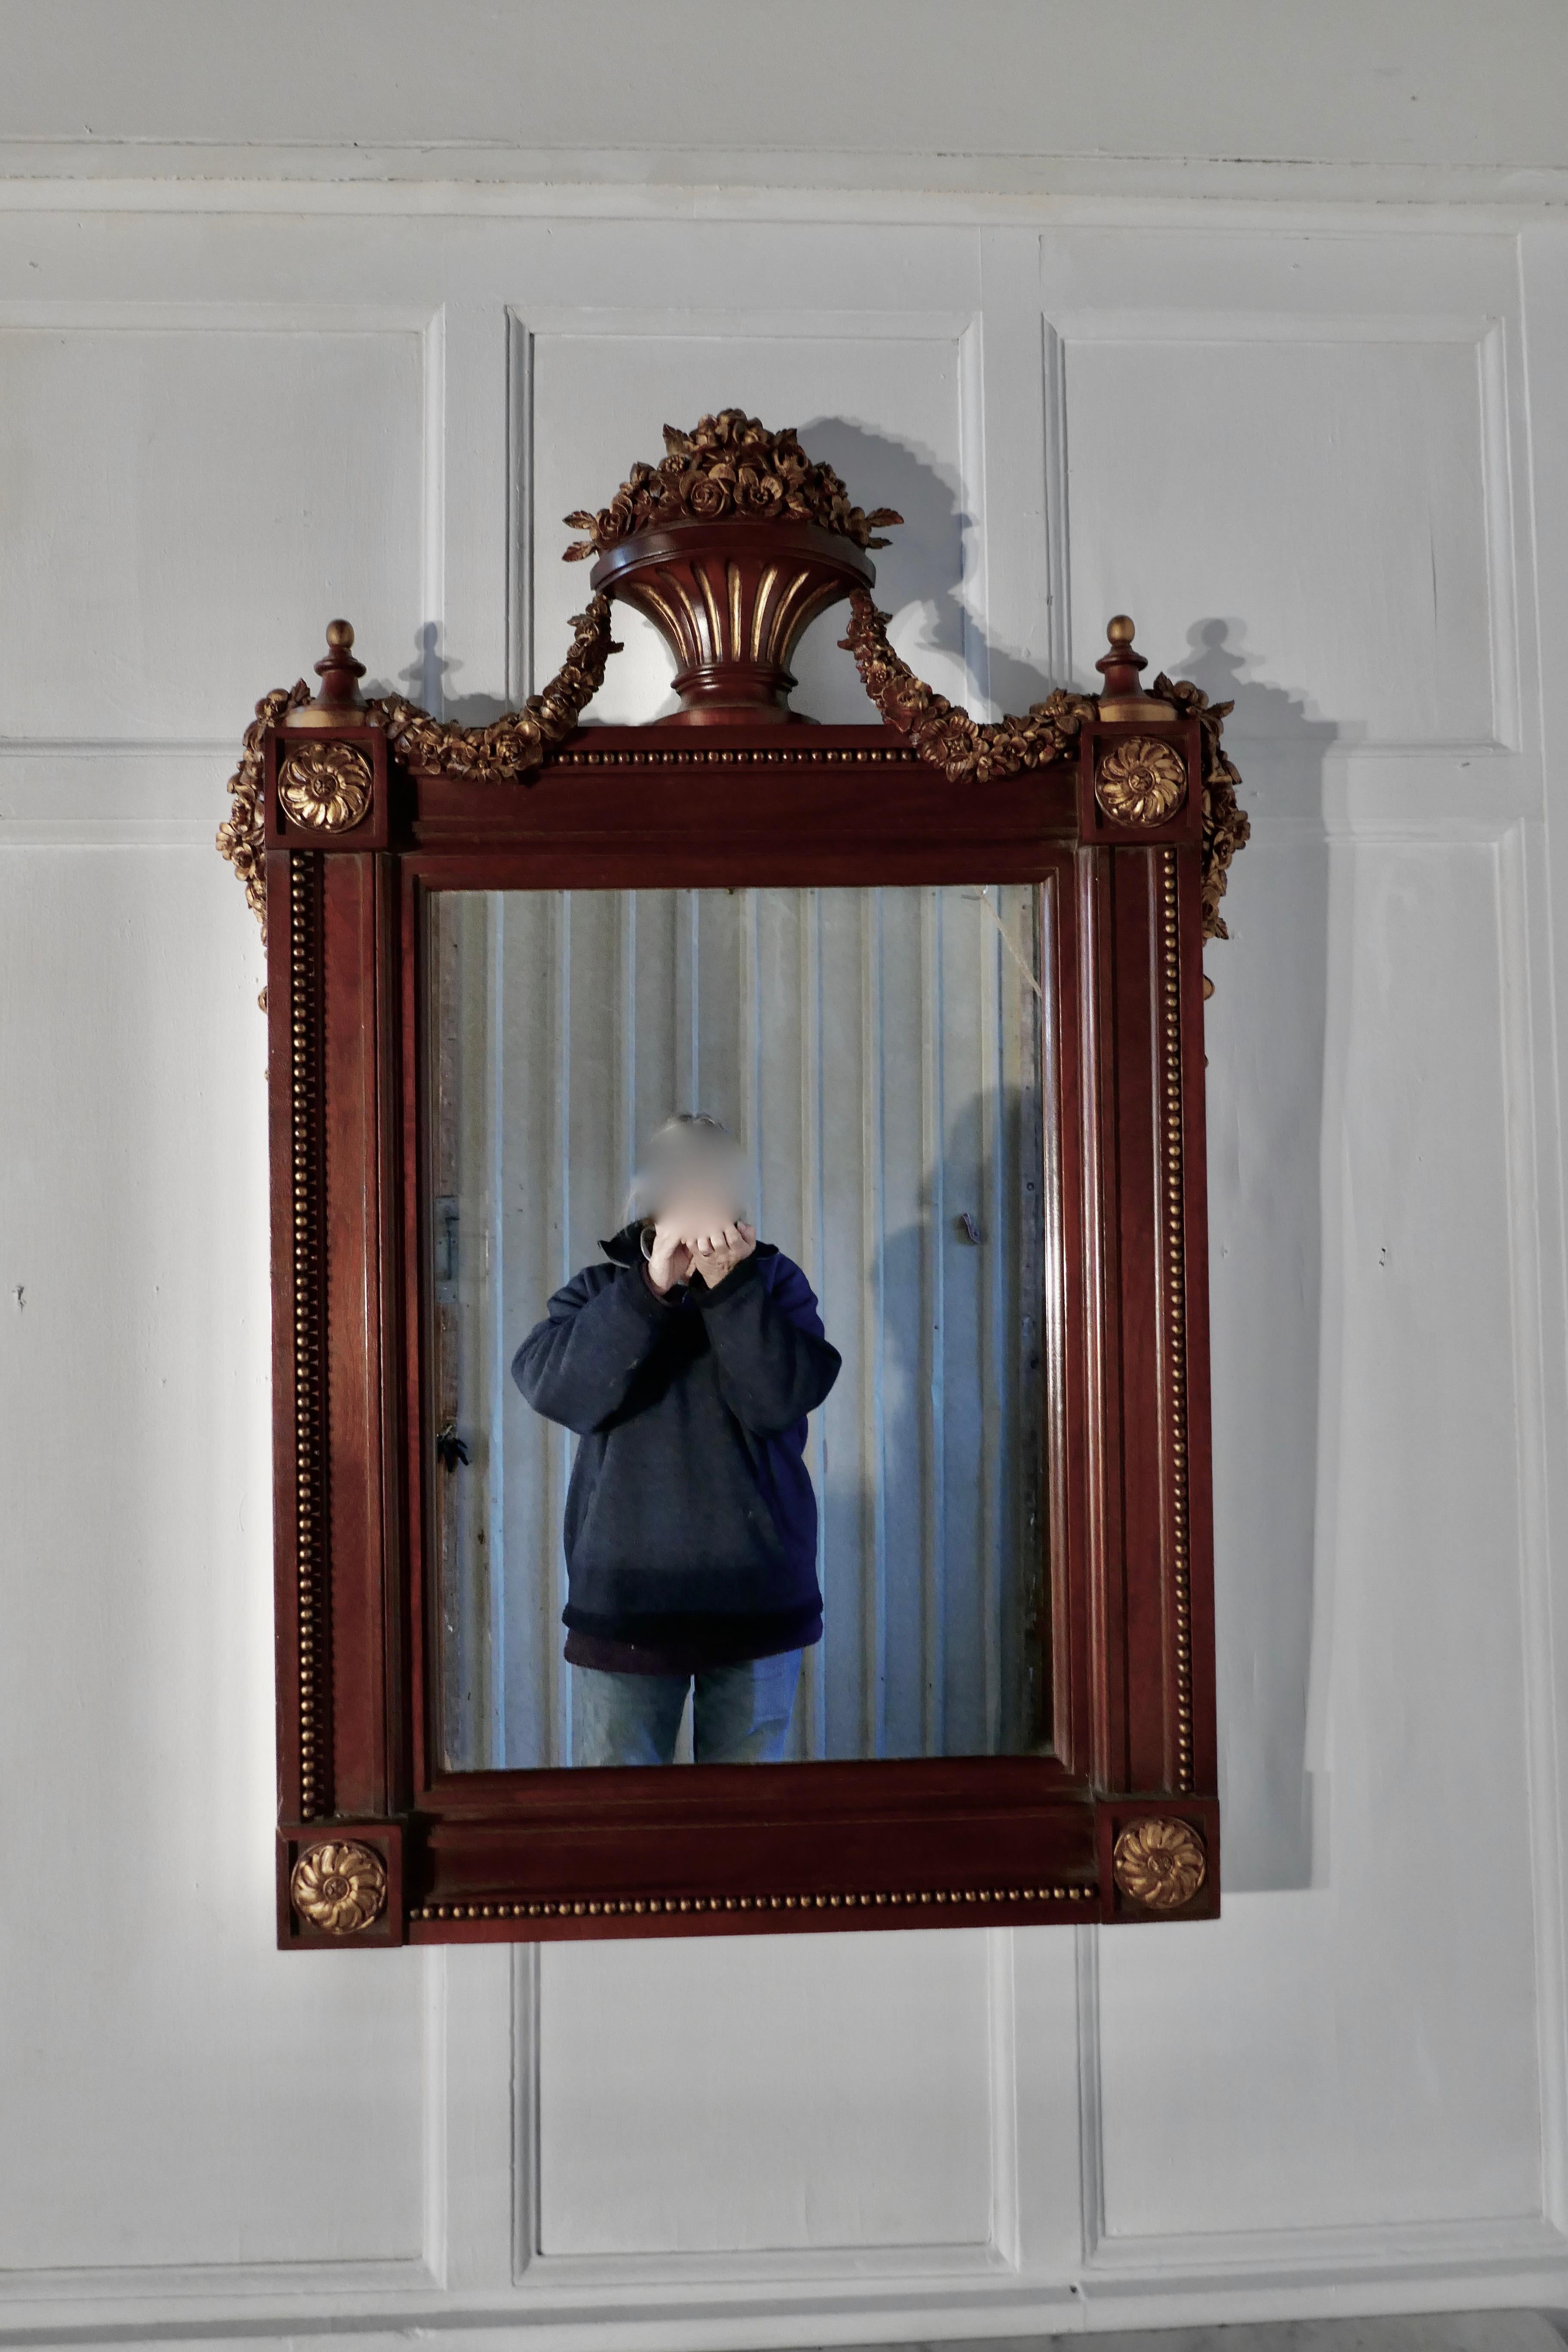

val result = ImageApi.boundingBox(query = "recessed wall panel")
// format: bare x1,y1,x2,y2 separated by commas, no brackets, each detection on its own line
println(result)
0,326,424,741
0,850,428,2269
1063,334,1501,747
537,1929,995,2254
1096,838,1540,2238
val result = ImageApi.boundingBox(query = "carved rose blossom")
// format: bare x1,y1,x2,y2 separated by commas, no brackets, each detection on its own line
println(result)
278,741,373,833
291,1839,388,1935
1094,734,1188,827
563,411,902,560
739,467,785,516
215,824,258,885
684,470,731,519
1112,1818,1207,1910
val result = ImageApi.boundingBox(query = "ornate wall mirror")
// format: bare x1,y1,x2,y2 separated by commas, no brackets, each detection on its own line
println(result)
218,413,1248,1946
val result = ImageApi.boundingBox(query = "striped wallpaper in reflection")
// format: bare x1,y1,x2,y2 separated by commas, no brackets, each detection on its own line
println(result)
431,885,1049,1769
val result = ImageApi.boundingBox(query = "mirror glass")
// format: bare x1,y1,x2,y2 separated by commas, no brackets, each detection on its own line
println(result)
428,884,1053,1770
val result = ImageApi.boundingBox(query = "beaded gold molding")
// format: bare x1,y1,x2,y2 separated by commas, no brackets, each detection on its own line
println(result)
1158,849,1194,1792
289,856,329,1819
413,1882,1098,1924
553,743,914,766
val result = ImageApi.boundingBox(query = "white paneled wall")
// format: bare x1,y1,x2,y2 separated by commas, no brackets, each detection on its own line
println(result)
433,883,1044,1770
0,321,427,737
2,166,1568,2347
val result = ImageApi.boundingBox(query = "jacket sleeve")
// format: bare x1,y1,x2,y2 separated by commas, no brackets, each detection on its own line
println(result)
511,1265,671,1435
694,1253,841,1436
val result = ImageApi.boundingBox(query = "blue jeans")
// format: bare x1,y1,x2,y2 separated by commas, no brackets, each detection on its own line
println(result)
571,1650,802,1767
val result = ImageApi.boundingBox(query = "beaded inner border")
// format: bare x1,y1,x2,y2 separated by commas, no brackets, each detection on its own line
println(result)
413,1883,1099,1924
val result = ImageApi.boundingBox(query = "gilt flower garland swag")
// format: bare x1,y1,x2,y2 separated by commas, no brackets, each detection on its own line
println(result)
215,679,312,943
563,411,903,561
1167,675,1251,951
216,596,620,951
220,477,1245,974
838,589,1098,783
366,594,619,785
838,591,1250,952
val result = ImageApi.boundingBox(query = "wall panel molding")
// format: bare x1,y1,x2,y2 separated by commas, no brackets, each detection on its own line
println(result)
3,166,1568,214
0,196,1562,2351
1050,310,1520,756
0,302,433,744
514,1932,1021,2280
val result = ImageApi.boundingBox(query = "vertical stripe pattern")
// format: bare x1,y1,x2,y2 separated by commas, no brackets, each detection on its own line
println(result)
431,884,1046,1767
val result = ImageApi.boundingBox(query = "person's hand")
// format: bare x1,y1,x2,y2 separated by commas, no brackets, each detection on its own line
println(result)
686,1216,756,1288
645,1219,695,1297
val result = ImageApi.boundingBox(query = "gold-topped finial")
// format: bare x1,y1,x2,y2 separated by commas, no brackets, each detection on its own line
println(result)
1095,613,1174,724
284,617,368,731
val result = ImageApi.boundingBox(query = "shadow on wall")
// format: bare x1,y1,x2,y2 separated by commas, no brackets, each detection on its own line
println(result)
385,618,491,725
1191,618,1339,1894
864,1090,1041,1767
793,414,1060,715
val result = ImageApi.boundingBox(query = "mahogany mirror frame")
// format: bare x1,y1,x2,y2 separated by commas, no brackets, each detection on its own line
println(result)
219,427,1247,1949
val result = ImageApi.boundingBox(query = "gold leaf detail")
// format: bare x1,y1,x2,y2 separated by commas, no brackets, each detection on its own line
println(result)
839,590,1096,784
839,594,1249,982
291,1839,387,1936
561,412,903,561
1112,1818,1207,1911
278,742,373,833
215,679,312,954
1151,672,1251,956
365,595,619,785
1095,734,1188,827
219,602,622,980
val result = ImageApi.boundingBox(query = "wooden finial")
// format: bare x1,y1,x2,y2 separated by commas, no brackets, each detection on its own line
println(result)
1095,615,1173,723
284,619,368,730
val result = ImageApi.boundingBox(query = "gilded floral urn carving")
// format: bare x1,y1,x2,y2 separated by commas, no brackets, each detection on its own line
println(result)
568,410,901,724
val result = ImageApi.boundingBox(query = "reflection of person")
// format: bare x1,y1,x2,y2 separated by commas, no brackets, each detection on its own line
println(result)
512,1115,841,1767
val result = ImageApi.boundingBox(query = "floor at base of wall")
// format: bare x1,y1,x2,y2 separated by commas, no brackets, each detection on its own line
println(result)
888,2320,1568,2351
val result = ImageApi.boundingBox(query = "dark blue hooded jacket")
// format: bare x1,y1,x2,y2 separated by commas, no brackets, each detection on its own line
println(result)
511,1228,840,1638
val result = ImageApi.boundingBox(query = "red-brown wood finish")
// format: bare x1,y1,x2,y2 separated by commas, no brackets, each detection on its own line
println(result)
265,636,1224,1945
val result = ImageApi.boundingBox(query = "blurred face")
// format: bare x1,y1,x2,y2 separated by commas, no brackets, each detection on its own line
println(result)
635,1126,747,1230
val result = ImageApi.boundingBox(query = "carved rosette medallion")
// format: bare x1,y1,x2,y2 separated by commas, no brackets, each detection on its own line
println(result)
1095,734,1188,828
291,1839,388,1935
278,742,373,833
1112,1818,1207,1910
